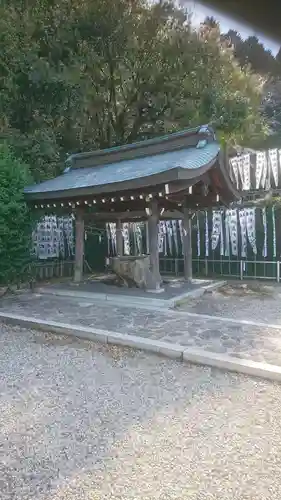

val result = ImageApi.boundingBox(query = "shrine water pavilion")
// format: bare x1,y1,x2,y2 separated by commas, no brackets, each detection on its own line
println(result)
24,125,240,291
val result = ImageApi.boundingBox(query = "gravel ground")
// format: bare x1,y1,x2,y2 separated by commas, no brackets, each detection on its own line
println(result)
1,325,281,499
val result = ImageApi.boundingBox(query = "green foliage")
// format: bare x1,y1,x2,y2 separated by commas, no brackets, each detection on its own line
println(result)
225,31,277,76
0,0,270,182
0,143,33,286
223,28,281,144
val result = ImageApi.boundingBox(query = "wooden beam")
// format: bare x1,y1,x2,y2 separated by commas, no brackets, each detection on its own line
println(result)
84,210,146,220
147,199,162,290
84,209,185,222
74,208,84,283
145,221,150,253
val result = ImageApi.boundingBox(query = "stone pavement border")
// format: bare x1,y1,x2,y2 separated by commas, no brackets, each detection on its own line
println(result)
1,311,281,383
36,279,225,309
33,286,281,330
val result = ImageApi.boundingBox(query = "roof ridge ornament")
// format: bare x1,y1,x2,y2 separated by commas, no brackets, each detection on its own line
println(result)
198,124,210,134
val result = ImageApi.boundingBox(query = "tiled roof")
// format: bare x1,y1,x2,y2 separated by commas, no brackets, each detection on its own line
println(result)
25,142,220,196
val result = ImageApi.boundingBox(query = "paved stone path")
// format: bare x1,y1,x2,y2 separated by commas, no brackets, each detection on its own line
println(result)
2,291,281,366
179,282,281,325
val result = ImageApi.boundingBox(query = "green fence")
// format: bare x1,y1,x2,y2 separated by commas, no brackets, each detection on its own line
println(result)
33,205,281,281
105,206,281,281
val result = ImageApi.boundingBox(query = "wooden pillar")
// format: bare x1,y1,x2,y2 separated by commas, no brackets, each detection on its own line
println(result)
183,202,193,282
147,199,161,289
116,219,123,256
145,221,150,254
74,208,84,283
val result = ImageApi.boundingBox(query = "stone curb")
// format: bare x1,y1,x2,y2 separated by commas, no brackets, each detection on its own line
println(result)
171,280,226,307
1,311,281,382
0,312,183,360
0,312,109,343
36,287,167,309
183,348,281,382
32,287,281,330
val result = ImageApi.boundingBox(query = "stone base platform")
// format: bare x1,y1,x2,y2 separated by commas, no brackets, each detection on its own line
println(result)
36,276,225,309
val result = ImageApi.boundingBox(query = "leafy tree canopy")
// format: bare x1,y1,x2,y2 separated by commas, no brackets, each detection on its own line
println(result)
0,143,33,286
222,25,281,146
0,0,269,182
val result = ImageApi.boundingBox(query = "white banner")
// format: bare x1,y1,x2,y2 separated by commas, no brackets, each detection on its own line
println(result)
172,220,179,256
242,154,251,190
262,207,267,258
230,157,239,188
158,221,165,253
256,152,265,189
224,210,230,257
272,206,276,258
269,149,279,187
211,211,221,251
239,209,247,258
237,156,244,189
122,223,130,255
205,211,209,257
197,214,200,257
245,208,257,255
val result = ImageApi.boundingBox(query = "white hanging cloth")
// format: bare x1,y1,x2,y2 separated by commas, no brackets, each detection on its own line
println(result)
224,211,230,257
65,216,74,257
256,152,266,189
136,223,143,255
269,149,279,187
230,157,239,188
158,221,165,253
131,223,142,255
58,220,65,258
219,211,224,256
228,209,238,256
238,209,247,258
225,209,238,256
262,207,267,258
211,211,221,251
178,220,183,247
196,214,200,257
51,216,60,258
58,217,65,257
122,223,130,255
205,211,209,257
37,217,48,260
261,152,268,188
242,154,251,190
272,206,277,258
163,221,168,256
35,215,75,260
172,220,179,256
245,208,257,255
131,223,137,255
237,156,244,189
109,222,117,255
106,223,111,256
166,221,173,256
